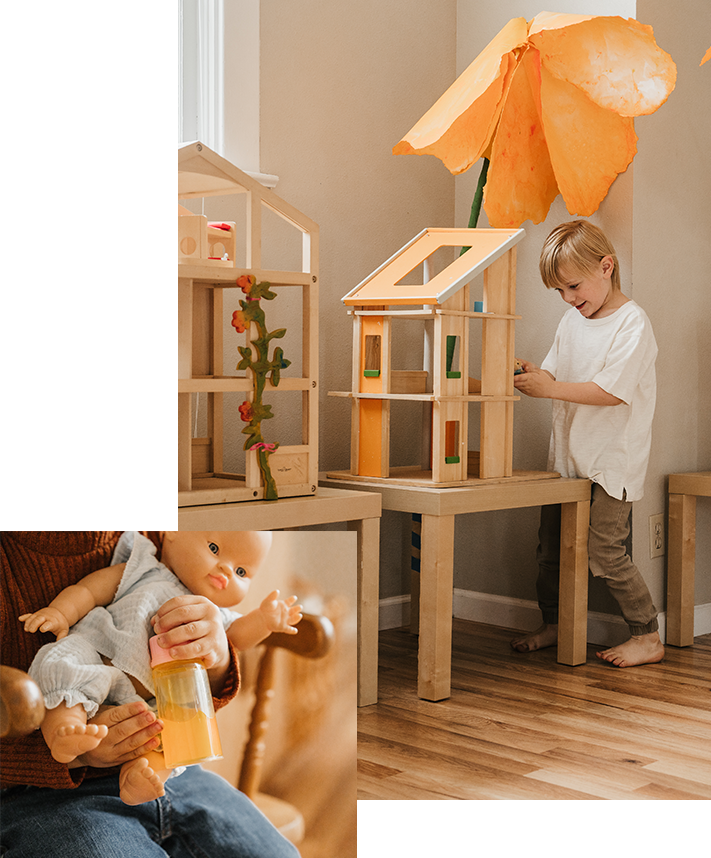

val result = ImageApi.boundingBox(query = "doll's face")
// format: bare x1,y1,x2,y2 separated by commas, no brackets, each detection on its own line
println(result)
161,531,272,607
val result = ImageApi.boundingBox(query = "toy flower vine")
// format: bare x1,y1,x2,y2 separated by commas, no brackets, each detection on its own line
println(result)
231,274,290,500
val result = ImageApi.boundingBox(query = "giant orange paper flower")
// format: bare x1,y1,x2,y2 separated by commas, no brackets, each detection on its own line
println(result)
393,13,676,228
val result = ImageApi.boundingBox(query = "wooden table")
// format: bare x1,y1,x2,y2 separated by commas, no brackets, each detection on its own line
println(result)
179,487,382,706
667,472,711,646
321,473,591,703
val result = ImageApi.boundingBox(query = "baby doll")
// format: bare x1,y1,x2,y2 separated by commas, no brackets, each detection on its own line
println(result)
19,530,302,805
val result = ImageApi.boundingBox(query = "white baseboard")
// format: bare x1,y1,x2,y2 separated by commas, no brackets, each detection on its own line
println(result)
379,590,711,647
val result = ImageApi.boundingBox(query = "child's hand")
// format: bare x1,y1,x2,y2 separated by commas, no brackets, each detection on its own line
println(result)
18,607,71,640
513,360,555,399
151,595,230,671
259,590,302,635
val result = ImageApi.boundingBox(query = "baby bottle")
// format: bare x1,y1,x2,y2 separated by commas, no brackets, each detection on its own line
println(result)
149,636,223,768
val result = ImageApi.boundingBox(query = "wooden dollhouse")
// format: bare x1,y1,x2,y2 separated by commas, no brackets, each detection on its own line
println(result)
178,141,319,506
328,227,535,486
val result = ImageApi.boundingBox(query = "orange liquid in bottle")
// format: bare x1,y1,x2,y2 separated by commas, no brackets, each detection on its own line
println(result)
160,705,222,768
150,641,223,769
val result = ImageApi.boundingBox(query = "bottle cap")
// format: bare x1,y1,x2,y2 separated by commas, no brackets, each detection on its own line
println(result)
149,635,173,667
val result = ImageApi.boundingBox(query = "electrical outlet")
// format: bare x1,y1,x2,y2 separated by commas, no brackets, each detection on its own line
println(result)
649,513,665,559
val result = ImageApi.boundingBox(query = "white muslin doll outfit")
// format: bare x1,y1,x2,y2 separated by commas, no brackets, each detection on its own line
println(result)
29,531,238,718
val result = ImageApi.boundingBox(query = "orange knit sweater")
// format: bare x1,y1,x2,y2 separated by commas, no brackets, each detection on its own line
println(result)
1,531,240,790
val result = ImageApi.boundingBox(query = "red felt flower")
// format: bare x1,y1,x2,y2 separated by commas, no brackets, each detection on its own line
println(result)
238,401,254,423
236,274,256,295
231,310,248,333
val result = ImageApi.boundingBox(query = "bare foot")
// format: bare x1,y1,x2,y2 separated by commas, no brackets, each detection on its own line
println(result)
50,723,108,763
511,623,558,653
596,631,664,667
119,757,165,805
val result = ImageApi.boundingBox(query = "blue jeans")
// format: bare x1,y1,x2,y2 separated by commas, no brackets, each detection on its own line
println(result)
0,767,300,858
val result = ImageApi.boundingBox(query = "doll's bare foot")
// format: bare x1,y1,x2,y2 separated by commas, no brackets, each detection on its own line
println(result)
119,757,165,805
596,631,664,667
511,623,558,653
50,723,109,763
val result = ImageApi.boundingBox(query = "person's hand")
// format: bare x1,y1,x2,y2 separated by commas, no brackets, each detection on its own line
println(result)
71,701,163,768
259,590,302,635
151,595,230,671
513,360,555,399
18,607,70,640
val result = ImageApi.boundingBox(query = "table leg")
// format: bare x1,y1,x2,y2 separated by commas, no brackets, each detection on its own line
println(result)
352,516,381,706
557,499,590,665
418,514,455,701
667,492,696,647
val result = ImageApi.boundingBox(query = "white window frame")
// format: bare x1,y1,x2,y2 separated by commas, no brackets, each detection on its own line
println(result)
179,0,224,153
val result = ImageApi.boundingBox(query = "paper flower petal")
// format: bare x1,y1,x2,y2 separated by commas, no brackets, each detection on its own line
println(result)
530,16,676,116
539,60,638,217
392,16,528,174
701,46,711,66
484,48,558,227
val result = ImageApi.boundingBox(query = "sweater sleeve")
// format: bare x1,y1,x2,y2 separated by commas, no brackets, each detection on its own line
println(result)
1,531,124,789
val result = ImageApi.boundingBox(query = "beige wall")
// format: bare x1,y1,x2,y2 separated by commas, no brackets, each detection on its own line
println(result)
248,1,710,632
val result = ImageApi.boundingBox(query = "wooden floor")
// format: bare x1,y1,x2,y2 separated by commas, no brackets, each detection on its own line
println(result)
358,619,711,800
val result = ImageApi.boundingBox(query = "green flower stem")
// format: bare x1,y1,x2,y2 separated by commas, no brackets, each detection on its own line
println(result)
459,157,490,256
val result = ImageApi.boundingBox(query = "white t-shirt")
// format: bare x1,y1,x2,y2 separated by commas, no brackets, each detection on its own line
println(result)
541,300,657,502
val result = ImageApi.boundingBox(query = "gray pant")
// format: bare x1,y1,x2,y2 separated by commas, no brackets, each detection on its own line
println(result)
536,482,659,635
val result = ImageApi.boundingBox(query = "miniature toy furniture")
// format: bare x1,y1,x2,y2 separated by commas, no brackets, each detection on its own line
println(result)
178,487,381,707
329,227,525,485
667,472,711,646
238,613,334,845
322,473,591,703
178,141,319,505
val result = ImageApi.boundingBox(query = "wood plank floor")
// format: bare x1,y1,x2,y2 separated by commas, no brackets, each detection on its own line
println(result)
358,619,711,800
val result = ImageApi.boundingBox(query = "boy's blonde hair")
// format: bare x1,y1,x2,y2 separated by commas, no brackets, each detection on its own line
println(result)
539,220,620,292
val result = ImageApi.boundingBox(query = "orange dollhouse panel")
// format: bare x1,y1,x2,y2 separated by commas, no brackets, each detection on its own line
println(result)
343,227,524,307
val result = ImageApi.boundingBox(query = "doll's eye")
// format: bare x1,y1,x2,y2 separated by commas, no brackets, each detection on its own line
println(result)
208,542,219,555
236,567,247,578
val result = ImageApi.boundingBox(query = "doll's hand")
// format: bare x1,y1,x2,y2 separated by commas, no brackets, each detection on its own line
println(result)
513,360,555,399
259,590,302,635
151,595,231,672
72,701,163,768
18,607,71,640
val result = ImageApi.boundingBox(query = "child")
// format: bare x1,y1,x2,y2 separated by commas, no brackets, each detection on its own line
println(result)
511,220,663,668
19,530,302,804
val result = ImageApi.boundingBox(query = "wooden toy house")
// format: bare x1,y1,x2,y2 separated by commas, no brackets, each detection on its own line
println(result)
178,141,319,506
328,227,527,486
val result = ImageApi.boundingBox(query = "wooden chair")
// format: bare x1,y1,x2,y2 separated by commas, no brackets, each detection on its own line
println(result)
1,614,334,847
238,613,334,844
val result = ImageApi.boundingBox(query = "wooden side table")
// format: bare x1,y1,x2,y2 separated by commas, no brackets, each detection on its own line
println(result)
321,473,591,703
667,472,711,646
179,487,382,706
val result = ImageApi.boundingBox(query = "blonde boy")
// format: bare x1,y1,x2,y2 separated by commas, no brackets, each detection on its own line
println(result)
511,221,663,668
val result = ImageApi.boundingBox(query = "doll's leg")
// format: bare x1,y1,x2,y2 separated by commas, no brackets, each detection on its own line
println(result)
119,750,169,805
40,701,108,763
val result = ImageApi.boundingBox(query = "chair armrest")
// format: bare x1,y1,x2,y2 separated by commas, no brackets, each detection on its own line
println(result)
1,665,46,738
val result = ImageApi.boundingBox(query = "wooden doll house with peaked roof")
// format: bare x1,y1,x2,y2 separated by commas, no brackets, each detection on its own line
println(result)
328,227,530,487
178,141,319,506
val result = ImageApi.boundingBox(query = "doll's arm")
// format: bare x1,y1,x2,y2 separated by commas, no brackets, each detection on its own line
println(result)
226,589,302,651
19,563,126,639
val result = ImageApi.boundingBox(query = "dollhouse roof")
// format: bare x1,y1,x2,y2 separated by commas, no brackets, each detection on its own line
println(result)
178,141,317,233
342,227,524,306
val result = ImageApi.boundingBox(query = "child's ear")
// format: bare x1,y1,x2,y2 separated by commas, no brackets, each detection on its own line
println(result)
601,256,614,278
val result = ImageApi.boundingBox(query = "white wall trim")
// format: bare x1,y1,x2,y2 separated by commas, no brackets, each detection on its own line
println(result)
379,589,711,647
